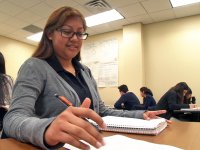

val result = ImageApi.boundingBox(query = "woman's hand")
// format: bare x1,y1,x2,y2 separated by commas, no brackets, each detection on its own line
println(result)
189,104,197,109
44,98,106,150
143,110,166,120
143,110,172,124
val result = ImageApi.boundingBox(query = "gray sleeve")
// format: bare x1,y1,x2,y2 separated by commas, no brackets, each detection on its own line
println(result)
99,99,145,119
3,59,63,149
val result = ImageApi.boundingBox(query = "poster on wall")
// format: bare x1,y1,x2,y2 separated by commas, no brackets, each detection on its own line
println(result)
82,39,118,87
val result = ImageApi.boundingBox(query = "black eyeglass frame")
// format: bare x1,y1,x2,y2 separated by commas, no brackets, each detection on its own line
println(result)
56,28,89,40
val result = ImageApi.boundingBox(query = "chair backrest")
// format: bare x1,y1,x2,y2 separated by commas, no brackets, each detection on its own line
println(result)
0,107,8,131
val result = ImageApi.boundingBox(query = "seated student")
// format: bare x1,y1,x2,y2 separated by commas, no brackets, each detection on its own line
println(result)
137,87,156,110
0,52,13,131
156,82,196,120
183,88,196,104
114,84,140,110
2,6,167,150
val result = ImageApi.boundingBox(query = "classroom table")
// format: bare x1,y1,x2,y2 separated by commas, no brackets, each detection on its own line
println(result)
0,121,200,150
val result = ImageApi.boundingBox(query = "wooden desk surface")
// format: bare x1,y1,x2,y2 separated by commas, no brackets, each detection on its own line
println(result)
0,121,200,150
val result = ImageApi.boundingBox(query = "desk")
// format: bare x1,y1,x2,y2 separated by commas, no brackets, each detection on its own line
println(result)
174,109,200,122
0,121,200,150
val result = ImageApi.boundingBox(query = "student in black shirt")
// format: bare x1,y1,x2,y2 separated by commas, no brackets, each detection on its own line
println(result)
114,84,140,110
156,82,196,119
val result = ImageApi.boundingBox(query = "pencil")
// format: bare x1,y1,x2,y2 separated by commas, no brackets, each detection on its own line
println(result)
54,93,73,106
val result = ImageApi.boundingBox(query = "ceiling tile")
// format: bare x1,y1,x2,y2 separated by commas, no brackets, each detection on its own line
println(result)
0,12,9,22
0,1,23,16
9,29,33,38
73,0,91,5
7,0,42,9
44,0,79,9
16,10,43,23
126,14,153,24
29,2,55,18
107,0,138,8
141,0,172,13
0,23,17,34
150,9,175,22
4,17,28,29
74,5,93,17
117,3,146,18
34,17,48,29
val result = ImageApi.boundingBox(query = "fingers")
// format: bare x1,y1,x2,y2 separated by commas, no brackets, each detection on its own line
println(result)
143,110,167,120
153,110,166,115
70,107,106,129
143,112,150,120
61,119,105,149
81,98,91,108
45,101,106,149
58,132,91,150
166,120,172,125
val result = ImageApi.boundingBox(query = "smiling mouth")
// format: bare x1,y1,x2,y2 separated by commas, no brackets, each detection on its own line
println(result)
67,45,79,50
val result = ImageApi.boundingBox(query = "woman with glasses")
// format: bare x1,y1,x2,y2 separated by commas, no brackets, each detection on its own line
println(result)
3,6,166,150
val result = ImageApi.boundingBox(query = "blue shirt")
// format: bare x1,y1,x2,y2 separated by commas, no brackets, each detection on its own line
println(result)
114,92,140,110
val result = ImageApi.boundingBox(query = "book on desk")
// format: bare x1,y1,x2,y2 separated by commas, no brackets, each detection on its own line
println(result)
89,116,167,135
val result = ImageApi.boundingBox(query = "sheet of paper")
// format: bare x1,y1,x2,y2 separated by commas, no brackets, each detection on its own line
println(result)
64,135,183,150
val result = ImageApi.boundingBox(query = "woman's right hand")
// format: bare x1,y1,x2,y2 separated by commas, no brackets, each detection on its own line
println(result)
44,98,106,150
189,104,197,109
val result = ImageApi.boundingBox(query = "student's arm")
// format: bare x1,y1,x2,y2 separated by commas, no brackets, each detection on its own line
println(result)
114,96,125,109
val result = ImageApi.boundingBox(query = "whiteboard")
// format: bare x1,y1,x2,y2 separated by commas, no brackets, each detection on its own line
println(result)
81,39,118,87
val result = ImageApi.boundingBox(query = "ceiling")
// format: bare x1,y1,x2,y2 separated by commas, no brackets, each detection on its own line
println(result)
0,0,200,46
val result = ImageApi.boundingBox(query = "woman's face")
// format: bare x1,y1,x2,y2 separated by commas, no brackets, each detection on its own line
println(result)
186,94,192,100
140,91,145,98
48,16,84,62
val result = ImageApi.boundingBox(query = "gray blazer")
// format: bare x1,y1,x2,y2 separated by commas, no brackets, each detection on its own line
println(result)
3,58,144,149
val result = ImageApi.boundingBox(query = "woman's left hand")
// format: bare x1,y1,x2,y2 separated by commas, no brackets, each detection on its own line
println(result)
143,110,166,120
143,110,172,125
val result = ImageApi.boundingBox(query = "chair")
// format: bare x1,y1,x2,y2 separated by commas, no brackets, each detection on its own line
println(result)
0,107,8,131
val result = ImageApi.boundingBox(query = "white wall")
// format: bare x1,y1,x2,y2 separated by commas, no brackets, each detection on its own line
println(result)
0,36,35,80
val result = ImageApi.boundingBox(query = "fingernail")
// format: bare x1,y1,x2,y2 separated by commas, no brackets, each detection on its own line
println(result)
96,142,102,148
101,139,106,146
86,145,91,150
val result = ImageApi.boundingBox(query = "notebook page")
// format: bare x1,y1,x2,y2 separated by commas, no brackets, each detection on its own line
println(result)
64,135,183,150
90,116,166,129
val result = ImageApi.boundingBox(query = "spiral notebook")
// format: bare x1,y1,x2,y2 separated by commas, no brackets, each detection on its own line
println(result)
90,116,167,135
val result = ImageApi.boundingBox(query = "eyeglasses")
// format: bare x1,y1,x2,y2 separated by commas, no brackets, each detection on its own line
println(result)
57,29,88,40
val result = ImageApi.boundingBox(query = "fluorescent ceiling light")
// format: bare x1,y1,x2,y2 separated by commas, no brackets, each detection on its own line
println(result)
170,0,200,7
85,9,124,27
27,9,124,42
27,31,43,42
